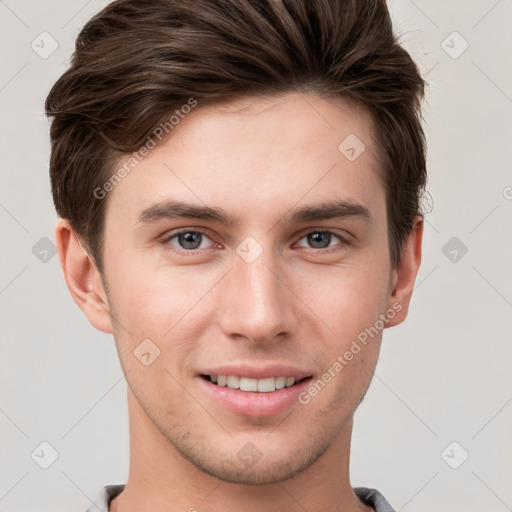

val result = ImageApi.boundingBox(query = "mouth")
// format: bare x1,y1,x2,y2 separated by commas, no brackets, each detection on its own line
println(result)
199,374,312,393
196,364,314,416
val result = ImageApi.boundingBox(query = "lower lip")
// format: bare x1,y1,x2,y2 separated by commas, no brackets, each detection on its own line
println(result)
198,376,312,417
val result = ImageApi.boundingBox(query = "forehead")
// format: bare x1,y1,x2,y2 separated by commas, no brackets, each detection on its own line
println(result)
170,92,377,159
104,92,384,225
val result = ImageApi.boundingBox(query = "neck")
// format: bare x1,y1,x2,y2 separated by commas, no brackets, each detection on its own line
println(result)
110,388,371,512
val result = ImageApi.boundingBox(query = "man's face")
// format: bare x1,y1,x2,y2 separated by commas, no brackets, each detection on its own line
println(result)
101,92,397,484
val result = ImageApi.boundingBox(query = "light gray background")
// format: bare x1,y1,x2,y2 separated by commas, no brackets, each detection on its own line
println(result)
1,1,511,511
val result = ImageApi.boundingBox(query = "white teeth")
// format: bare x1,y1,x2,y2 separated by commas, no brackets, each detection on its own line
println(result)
226,375,240,389
257,377,276,392
239,377,258,391
275,376,286,389
209,375,300,392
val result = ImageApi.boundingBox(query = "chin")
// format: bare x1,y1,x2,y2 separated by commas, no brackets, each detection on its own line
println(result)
189,452,317,485
165,428,332,485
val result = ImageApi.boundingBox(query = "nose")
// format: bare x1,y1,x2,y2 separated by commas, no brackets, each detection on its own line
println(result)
217,244,297,344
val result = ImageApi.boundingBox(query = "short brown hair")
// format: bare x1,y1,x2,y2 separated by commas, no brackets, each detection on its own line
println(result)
46,0,427,275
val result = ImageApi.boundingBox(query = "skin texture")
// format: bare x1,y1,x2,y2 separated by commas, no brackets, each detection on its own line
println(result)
56,92,423,512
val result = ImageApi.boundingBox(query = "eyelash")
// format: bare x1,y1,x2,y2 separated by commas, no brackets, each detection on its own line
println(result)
161,229,349,256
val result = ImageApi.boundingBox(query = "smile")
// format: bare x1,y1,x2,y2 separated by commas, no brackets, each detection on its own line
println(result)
201,375,311,392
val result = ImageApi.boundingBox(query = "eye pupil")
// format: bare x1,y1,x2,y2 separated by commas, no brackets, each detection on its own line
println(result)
308,231,331,249
179,232,201,249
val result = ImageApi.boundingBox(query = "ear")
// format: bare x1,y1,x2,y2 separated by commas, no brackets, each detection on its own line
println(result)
385,216,423,328
55,218,114,334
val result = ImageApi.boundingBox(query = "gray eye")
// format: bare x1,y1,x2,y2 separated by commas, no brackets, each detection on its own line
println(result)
306,231,333,249
177,232,202,250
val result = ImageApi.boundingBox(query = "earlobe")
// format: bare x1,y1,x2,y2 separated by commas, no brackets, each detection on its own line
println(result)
386,216,423,328
55,219,114,334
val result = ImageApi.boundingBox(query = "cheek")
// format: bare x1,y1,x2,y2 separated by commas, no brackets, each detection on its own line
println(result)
305,271,388,405
106,261,217,365
303,261,390,328
106,257,188,326
300,272,390,395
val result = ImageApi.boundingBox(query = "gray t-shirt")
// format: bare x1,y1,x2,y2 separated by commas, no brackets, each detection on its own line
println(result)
86,484,396,511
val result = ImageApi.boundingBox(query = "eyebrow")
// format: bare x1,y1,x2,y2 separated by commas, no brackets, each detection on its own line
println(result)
136,198,372,227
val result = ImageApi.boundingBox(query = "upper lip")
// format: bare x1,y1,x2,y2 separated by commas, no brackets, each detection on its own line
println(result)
199,364,312,380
